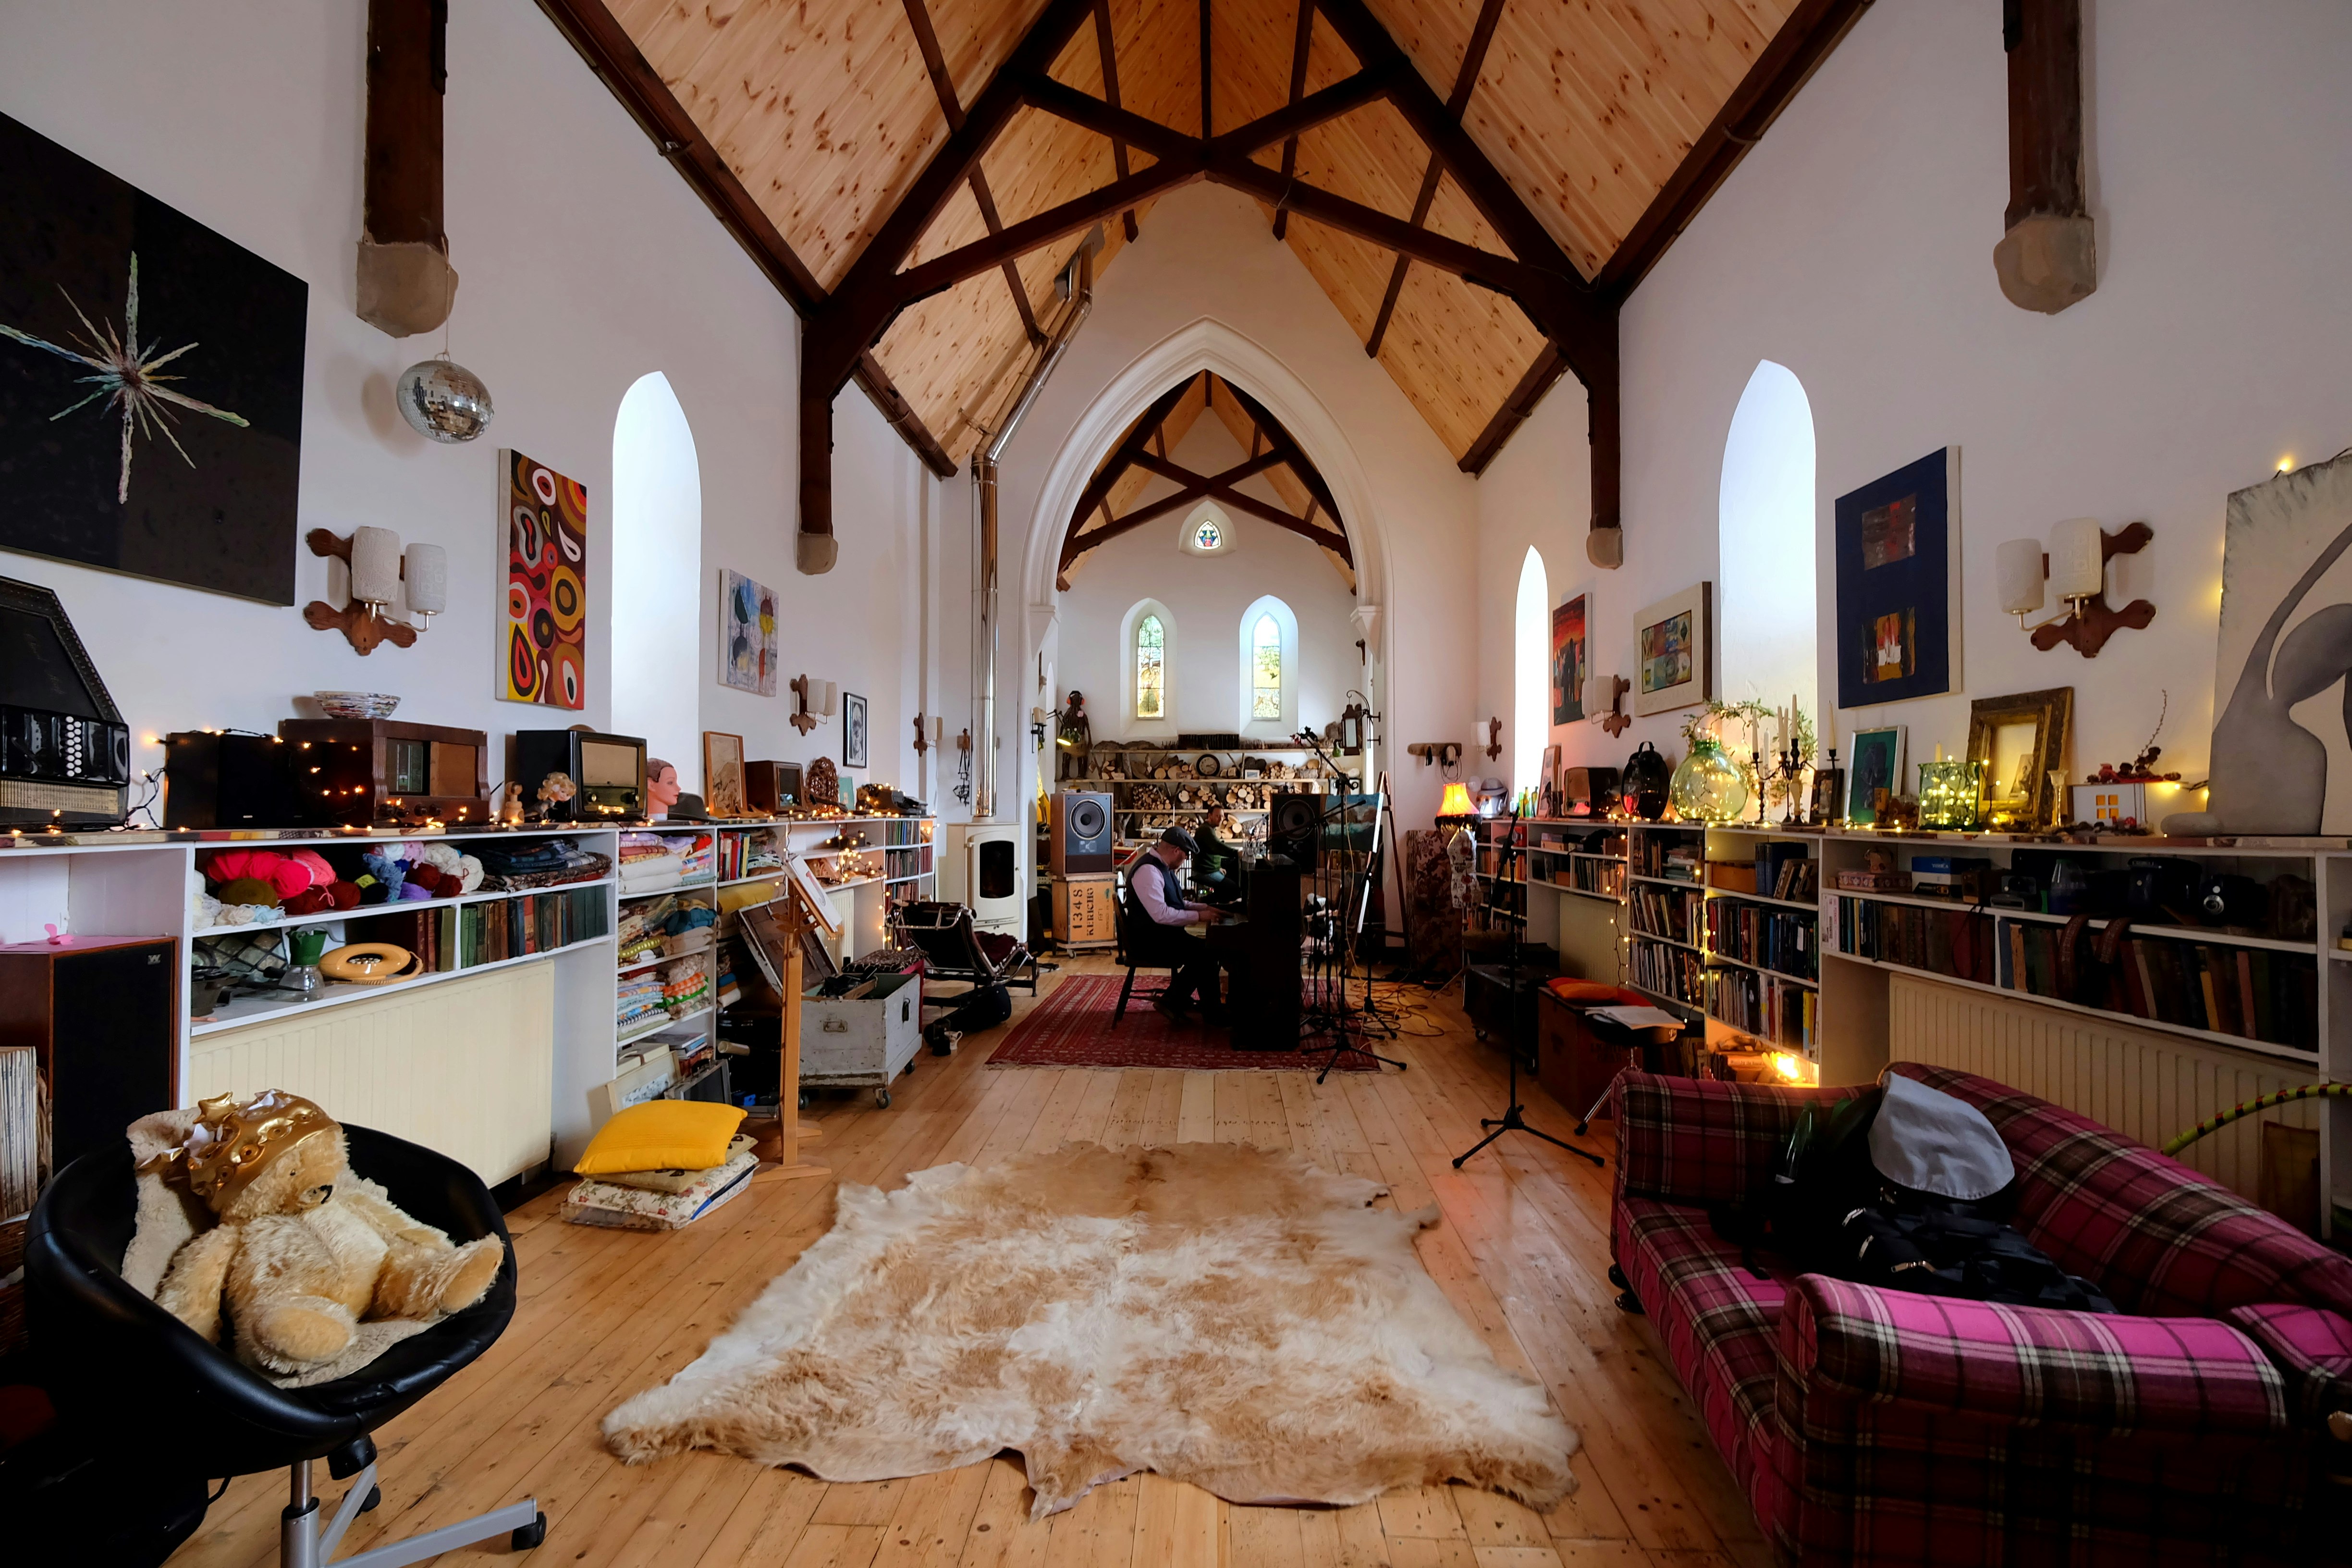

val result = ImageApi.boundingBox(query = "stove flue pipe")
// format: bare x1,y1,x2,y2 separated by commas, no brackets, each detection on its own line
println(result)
970,232,1097,821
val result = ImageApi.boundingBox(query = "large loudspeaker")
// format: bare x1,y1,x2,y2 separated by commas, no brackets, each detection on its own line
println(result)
1049,790,1115,874
1267,791,1321,871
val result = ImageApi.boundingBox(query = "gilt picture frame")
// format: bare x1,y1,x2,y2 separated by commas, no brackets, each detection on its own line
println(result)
702,730,747,819
1966,687,2073,831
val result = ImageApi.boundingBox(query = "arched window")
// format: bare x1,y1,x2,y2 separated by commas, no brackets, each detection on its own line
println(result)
1236,595,1299,735
1514,547,1547,797
1250,614,1281,718
1121,600,1176,727
611,372,701,787
1136,614,1166,718
1179,501,1232,556
1719,361,1818,726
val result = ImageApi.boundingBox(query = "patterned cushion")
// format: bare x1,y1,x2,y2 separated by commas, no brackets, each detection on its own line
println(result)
1889,1065,2352,1318
1614,1194,1786,1493
2226,1302,2352,1425
1612,1070,1848,1212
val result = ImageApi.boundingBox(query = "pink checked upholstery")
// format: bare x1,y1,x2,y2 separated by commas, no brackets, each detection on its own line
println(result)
1610,1064,2352,1566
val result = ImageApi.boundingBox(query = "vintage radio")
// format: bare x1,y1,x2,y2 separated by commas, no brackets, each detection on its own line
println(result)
163,731,306,828
513,729,646,821
745,760,802,815
278,719,491,827
0,578,131,827
1562,766,1619,816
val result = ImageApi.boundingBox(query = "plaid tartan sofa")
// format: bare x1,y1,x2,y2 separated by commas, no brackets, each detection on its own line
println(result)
1610,1063,2352,1565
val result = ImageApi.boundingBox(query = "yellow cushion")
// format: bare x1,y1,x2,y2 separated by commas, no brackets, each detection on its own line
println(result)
574,1101,747,1176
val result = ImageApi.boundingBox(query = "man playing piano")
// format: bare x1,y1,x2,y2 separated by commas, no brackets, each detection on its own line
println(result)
1127,827,1238,1023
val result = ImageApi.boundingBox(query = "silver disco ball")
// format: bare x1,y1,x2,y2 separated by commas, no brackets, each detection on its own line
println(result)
395,355,495,443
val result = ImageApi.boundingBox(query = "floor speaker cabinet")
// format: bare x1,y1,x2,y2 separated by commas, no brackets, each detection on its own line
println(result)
1049,791,1115,875
1052,875,1118,950
1268,792,1321,872
0,936,178,1180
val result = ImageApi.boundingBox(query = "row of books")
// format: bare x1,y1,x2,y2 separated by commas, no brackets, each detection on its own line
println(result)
1549,859,1627,897
1828,896,2319,1051
1705,967,1818,1052
1629,940,1704,1008
882,845,930,880
1752,841,1817,903
1628,883,1703,944
351,886,610,973
1995,924,2318,1049
878,819,932,848
1635,836,1705,881
0,1047,39,1220
1705,900,1819,980
714,832,784,882
1828,897,1999,984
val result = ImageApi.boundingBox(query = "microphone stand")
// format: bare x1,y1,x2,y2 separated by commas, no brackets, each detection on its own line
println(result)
1453,804,1604,1169
1291,730,1403,1081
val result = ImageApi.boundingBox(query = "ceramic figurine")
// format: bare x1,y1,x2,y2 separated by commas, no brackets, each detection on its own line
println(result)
499,781,526,826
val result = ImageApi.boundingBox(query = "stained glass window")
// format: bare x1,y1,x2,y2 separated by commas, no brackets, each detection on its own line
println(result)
1250,613,1281,719
1136,614,1164,718
1193,517,1223,551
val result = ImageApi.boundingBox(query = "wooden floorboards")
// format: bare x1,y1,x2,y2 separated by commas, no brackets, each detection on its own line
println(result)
165,960,1764,1568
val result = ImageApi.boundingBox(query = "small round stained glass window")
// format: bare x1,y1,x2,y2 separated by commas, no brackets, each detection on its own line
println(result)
1193,517,1223,551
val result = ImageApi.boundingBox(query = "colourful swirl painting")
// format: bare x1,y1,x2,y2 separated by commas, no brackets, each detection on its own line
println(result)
501,448,588,710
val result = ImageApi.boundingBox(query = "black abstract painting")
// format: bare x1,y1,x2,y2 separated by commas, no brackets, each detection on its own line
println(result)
0,111,306,604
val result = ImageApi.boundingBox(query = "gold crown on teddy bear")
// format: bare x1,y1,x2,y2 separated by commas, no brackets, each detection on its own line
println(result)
142,1089,341,1209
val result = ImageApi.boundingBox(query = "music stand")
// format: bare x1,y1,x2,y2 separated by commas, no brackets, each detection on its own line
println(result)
1290,738,1404,1081
1452,807,1604,1170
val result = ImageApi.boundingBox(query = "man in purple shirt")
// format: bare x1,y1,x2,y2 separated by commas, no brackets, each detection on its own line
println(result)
1127,827,1234,1021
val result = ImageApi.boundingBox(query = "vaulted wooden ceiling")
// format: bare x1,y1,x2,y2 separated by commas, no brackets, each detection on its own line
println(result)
541,0,1867,561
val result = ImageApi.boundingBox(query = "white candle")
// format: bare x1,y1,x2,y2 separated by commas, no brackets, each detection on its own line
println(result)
1824,703,1836,755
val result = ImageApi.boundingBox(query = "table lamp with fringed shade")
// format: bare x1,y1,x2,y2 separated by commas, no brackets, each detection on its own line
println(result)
1437,781,1476,820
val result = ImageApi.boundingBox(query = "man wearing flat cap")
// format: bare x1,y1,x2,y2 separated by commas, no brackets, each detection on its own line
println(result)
1126,826,1235,1022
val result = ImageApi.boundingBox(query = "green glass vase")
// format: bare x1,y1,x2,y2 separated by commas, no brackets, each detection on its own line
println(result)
1669,737,1751,823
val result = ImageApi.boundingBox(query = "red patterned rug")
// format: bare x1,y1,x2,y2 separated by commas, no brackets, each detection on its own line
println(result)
985,974,1377,1071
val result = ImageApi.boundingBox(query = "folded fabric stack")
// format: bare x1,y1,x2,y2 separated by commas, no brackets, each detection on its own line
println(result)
619,833,684,896
475,837,611,892
616,973,666,1029
661,954,710,1018
673,833,714,879
616,905,664,966
565,1102,753,1231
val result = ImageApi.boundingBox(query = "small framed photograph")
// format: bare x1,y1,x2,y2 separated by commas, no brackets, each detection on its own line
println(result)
1845,725,1907,825
1631,582,1711,717
702,731,747,819
1810,767,1846,825
843,690,870,769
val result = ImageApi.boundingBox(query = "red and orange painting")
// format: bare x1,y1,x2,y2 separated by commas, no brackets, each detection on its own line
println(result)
502,448,587,710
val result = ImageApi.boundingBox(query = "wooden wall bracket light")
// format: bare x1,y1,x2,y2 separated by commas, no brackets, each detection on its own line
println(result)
303,527,443,655
1483,718,1503,761
1586,674,1632,737
789,674,836,735
1998,520,2154,658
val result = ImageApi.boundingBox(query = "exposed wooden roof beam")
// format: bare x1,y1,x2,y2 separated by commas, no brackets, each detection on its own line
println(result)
533,0,960,488
898,0,1045,345
1365,0,1509,359
1270,0,1316,243
1091,0,1139,243
1594,0,1875,298
854,352,957,478
1198,0,1213,135
1129,452,1350,553
1065,376,1202,532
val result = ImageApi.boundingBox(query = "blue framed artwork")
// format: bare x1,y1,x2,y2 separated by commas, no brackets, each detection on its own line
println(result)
1834,448,1960,708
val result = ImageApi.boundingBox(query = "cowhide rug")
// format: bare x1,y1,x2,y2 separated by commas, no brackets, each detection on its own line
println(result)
602,1142,1577,1518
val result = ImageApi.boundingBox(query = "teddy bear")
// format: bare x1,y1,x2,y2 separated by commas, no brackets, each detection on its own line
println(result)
145,1090,506,1376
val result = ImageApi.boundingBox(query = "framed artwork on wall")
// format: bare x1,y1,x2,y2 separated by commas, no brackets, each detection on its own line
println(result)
1834,447,1960,708
1845,725,1907,825
718,569,778,695
500,448,588,710
2208,449,2352,834
702,730,746,819
1551,592,1588,725
1966,686,2073,831
0,111,307,603
1631,582,1711,717
842,691,869,769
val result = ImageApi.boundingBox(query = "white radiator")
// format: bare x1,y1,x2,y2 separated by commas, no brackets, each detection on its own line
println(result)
1889,974,2319,1201
187,966,554,1187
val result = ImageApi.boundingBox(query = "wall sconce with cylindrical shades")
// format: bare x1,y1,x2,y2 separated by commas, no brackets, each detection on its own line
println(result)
302,526,448,654
1584,672,1631,736
789,674,838,736
1997,517,2155,657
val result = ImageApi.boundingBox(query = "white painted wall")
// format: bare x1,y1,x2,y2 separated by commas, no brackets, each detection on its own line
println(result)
1056,415,1360,744
1482,0,2352,792
0,0,940,804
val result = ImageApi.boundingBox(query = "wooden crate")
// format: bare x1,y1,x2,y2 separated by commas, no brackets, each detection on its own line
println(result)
1053,875,1117,950
800,971,922,1102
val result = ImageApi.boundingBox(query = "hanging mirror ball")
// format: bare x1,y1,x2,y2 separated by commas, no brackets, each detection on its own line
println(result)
395,356,494,443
